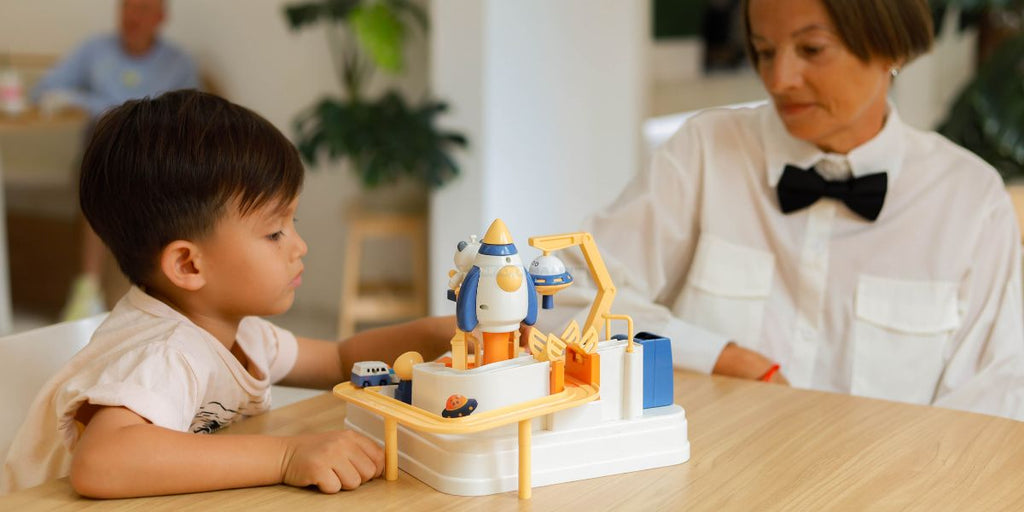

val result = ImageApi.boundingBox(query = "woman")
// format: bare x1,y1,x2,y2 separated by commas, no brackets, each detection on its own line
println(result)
540,0,1024,419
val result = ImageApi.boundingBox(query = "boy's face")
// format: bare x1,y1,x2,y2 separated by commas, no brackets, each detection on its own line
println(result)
196,197,307,318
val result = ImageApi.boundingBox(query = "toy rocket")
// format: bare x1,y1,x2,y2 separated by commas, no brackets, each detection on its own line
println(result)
456,219,538,365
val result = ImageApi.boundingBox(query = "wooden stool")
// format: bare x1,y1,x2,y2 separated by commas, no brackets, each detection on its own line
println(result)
338,212,428,339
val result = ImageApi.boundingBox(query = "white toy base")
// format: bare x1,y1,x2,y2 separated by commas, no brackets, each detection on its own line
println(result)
345,402,690,496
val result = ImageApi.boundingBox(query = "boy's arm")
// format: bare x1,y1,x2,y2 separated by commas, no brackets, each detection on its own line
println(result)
279,315,456,389
70,405,383,498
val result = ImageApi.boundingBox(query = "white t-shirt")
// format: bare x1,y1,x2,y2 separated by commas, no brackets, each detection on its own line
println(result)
0,287,299,493
537,103,1024,419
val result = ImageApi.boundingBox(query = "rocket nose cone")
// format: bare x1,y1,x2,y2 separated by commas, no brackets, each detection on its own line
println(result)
482,218,514,245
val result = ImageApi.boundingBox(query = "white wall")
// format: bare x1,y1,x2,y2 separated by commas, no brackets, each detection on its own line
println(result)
0,0,429,323
429,0,648,316
891,8,977,130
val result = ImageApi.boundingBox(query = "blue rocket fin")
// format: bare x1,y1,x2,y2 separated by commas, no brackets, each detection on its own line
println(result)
456,266,481,332
523,265,538,326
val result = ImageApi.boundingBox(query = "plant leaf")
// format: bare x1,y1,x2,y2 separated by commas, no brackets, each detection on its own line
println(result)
938,31,1024,180
284,0,361,30
350,3,406,73
290,88,467,188
386,0,429,32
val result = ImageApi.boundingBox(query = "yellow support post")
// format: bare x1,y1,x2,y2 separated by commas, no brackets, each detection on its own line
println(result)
384,417,398,481
450,330,468,370
518,419,532,499
603,313,635,353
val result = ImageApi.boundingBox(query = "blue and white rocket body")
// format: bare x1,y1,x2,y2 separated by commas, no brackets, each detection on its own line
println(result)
456,219,538,333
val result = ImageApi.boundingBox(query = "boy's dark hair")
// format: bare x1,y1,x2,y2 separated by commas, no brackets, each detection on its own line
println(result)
79,89,305,286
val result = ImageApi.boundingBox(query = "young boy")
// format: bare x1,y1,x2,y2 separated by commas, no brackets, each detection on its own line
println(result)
0,90,453,497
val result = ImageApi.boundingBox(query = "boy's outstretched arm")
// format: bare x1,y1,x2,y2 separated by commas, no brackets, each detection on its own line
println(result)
280,315,456,389
70,405,384,498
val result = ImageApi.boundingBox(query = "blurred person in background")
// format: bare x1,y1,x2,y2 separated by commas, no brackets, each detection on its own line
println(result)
33,0,199,321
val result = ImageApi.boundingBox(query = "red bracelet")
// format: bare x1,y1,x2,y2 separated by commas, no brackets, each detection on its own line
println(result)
759,364,781,382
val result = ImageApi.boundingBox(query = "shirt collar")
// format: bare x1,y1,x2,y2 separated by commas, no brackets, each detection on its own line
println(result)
127,285,192,323
762,102,906,187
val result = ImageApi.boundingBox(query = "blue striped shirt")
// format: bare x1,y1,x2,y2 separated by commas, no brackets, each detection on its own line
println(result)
32,35,199,118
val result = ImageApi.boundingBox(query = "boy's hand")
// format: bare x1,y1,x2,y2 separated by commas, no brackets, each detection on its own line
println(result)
281,430,385,493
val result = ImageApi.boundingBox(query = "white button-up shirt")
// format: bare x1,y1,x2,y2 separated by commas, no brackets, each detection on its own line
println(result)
537,103,1024,419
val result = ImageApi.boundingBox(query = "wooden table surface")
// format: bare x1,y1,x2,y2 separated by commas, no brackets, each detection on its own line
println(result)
3,371,1023,511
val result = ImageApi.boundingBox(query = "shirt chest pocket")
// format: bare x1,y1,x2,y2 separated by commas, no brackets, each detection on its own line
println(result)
852,275,961,405
677,234,775,347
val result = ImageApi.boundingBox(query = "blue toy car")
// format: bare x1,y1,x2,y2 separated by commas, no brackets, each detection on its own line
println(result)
351,361,398,387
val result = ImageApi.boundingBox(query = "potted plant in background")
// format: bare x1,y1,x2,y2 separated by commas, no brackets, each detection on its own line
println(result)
283,0,467,193
284,0,467,337
933,0,1024,181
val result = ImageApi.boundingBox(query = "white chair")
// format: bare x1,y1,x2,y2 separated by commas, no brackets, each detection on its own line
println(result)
0,314,106,463
0,156,13,336
642,100,767,152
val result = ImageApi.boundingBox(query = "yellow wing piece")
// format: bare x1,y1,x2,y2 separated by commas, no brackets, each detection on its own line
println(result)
545,333,567,361
560,321,581,346
528,328,549,359
578,326,599,354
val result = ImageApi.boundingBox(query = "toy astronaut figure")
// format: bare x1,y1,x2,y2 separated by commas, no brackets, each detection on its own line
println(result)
447,235,480,302
455,219,538,365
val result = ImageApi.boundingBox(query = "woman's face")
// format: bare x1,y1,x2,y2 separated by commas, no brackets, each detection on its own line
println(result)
748,0,894,153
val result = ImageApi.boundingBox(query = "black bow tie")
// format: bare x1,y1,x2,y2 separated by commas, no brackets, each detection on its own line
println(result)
776,165,887,221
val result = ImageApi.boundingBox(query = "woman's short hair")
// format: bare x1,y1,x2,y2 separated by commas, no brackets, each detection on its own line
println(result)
742,0,934,66
79,90,305,286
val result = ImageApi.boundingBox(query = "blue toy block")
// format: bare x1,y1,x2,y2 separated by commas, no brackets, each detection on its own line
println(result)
634,332,674,409
394,380,413,404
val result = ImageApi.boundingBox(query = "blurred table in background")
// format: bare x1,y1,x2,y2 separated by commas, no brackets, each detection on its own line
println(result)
0,107,87,133
1,53,91,325
0,105,88,326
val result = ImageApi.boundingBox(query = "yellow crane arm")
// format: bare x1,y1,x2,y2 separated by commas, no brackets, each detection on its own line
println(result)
528,232,616,338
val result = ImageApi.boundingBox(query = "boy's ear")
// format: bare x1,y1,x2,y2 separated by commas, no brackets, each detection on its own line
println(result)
159,240,206,291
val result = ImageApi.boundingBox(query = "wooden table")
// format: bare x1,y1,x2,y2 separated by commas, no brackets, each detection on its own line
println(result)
3,371,1024,511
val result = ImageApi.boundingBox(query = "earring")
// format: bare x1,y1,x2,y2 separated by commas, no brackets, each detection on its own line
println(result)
889,67,900,77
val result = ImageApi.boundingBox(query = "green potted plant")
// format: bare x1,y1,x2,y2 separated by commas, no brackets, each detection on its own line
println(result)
283,0,467,190
933,0,1024,180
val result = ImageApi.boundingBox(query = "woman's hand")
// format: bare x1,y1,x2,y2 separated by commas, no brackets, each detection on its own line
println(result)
713,342,789,385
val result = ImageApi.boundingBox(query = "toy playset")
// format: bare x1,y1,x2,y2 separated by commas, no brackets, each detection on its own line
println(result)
333,219,689,498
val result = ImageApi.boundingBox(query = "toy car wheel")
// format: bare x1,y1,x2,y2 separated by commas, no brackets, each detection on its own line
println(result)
361,381,370,388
